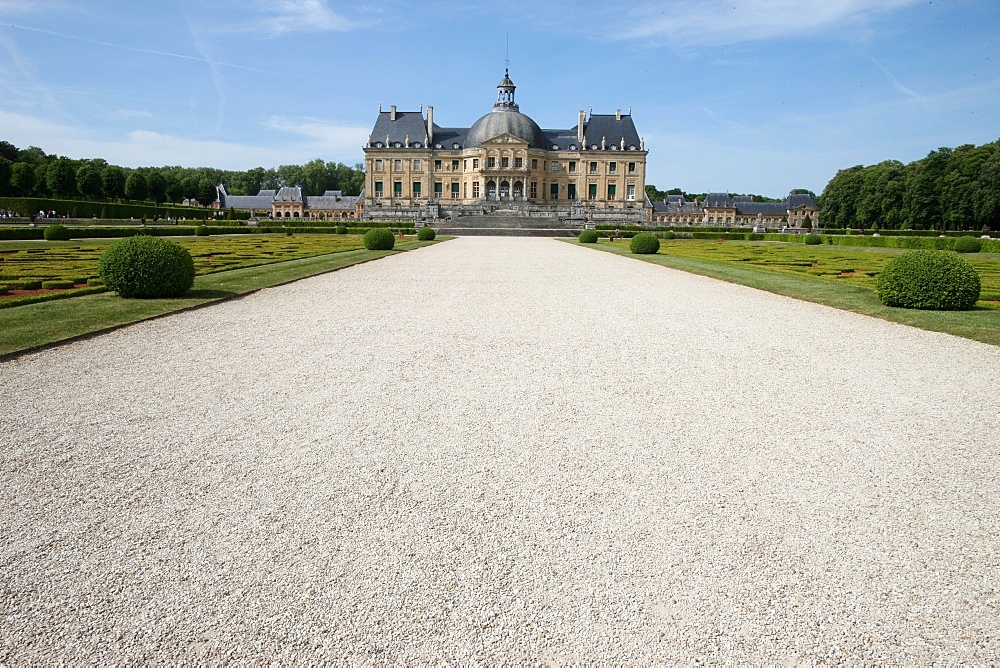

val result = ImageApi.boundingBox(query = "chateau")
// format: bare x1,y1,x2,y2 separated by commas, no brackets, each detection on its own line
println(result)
652,193,821,228
361,70,650,225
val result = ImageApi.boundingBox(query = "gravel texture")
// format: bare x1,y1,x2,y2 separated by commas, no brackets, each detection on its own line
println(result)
2,236,998,663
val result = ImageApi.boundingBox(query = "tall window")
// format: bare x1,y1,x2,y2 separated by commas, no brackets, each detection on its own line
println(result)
550,162,559,173
375,159,383,171
487,157,496,168
393,159,402,171
451,182,460,199
607,183,617,200
530,182,537,198
473,158,480,169
473,181,480,198
434,160,441,170
628,162,636,174
568,183,576,200
413,159,421,171
588,183,597,200
502,157,510,168
569,161,576,173
515,157,523,168
609,161,617,174
452,160,460,171
374,181,383,198
434,182,443,197
413,181,422,197
393,181,402,196
589,161,598,174
531,159,538,170
626,184,635,201
550,183,559,200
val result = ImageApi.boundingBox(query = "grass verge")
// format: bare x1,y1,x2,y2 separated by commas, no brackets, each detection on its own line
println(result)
571,239,1000,347
0,239,436,359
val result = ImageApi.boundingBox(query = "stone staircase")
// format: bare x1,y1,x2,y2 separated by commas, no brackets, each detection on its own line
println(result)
434,214,585,237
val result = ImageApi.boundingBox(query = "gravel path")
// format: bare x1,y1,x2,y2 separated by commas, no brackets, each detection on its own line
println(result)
2,236,998,663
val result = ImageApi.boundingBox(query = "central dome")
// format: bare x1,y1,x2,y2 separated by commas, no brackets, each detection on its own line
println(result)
466,110,547,149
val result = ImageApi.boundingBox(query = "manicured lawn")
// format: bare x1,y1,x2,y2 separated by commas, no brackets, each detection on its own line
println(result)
0,237,438,358
575,238,1000,347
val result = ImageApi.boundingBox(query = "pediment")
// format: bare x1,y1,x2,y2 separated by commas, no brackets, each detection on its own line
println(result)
482,133,529,146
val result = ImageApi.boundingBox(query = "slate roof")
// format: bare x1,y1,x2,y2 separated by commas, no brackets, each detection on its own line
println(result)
370,111,430,148
275,186,303,202
307,194,359,210
734,201,788,216
577,114,642,151
217,185,275,210
787,193,819,209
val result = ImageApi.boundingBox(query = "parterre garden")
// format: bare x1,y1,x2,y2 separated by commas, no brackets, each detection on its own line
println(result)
0,234,366,307
614,238,1000,303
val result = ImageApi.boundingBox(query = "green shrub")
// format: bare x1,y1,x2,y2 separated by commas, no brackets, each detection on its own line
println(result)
335,225,348,234
44,224,71,241
953,236,982,253
417,226,437,241
630,232,660,254
363,227,395,250
0,287,8,295
87,277,103,287
98,235,195,298
195,225,209,236
663,231,676,240
876,250,981,310
578,229,598,243
804,233,822,245
41,280,74,289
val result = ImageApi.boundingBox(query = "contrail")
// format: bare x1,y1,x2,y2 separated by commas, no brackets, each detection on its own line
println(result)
7,23,276,74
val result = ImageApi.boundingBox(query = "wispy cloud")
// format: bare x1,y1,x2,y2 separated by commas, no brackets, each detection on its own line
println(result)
625,0,921,49
262,115,371,150
5,23,277,74
223,0,361,37
0,110,369,168
869,55,926,104
112,109,153,120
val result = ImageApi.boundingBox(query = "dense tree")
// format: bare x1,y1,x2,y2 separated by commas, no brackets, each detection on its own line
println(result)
10,162,36,195
195,179,218,207
0,141,18,163
164,176,185,204
18,146,48,165
46,157,78,199
0,157,11,196
146,170,167,205
819,165,864,228
124,170,149,202
75,164,103,200
33,164,50,196
101,165,126,200
904,148,949,229
973,146,1000,228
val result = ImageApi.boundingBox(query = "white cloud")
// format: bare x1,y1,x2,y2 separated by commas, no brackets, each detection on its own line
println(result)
0,110,369,168
626,0,921,48
225,0,360,37
112,109,154,120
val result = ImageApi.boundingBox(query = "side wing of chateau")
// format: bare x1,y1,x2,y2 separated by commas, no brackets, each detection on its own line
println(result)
652,193,821,227
361,70,651,226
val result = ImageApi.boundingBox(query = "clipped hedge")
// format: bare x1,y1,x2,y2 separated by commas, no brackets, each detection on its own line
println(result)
195,225,210,236
578,229,598,243
363,227,395,250
875,250,981,310
43,224,71,241
417,226,437,241
98,236,195,298
41,280,74,289
630,232,660,254
953,236,982,253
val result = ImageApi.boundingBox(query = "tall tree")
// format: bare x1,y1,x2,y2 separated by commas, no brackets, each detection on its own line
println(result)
75,164,103,200
973,144,1000,228
146,170,167,205
0,157,11,196
124,170,149,202
10,162,36,195
0,141,19,163
46,157,78,198
101,165,126,200
820,165,865,227
196,179,217,207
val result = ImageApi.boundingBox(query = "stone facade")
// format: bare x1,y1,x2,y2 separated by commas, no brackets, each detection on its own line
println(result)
652,193,820,228
217,185,362,221
362,71,650,224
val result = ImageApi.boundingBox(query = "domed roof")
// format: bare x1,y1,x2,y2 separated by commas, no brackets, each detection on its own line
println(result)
466,110,547,149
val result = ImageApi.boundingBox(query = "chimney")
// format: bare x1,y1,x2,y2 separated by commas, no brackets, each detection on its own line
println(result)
390,105,396,121
578,110,585,145
616,108,621,120
427,105,434,144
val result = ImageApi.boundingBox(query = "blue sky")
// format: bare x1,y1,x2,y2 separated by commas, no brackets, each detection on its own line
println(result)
1,0,997,197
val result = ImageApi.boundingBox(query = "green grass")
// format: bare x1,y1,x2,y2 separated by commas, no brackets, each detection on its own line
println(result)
0,238,437,358
572,239,1000,347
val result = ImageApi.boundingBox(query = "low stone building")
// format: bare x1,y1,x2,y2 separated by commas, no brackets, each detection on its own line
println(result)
652,193,820,228
217,185,363,221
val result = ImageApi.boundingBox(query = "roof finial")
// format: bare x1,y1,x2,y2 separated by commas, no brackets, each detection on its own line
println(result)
505,32,509,74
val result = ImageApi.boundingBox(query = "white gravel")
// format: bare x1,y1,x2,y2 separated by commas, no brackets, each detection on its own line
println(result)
1,236,998,663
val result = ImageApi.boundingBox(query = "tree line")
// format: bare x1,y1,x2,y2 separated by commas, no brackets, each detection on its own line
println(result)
820,139,1000,230
0,140,366,206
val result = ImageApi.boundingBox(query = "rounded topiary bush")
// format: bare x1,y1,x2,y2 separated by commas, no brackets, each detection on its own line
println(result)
876,250,980,310
578,229,598,243
663,230,676,240
98,235,195,298
363,227,395,250
44,224,71,241
804,233,822,245
953,236,982,253
417,226,437,241
195,225,209,236
630,232,660,254
335,225,348,234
